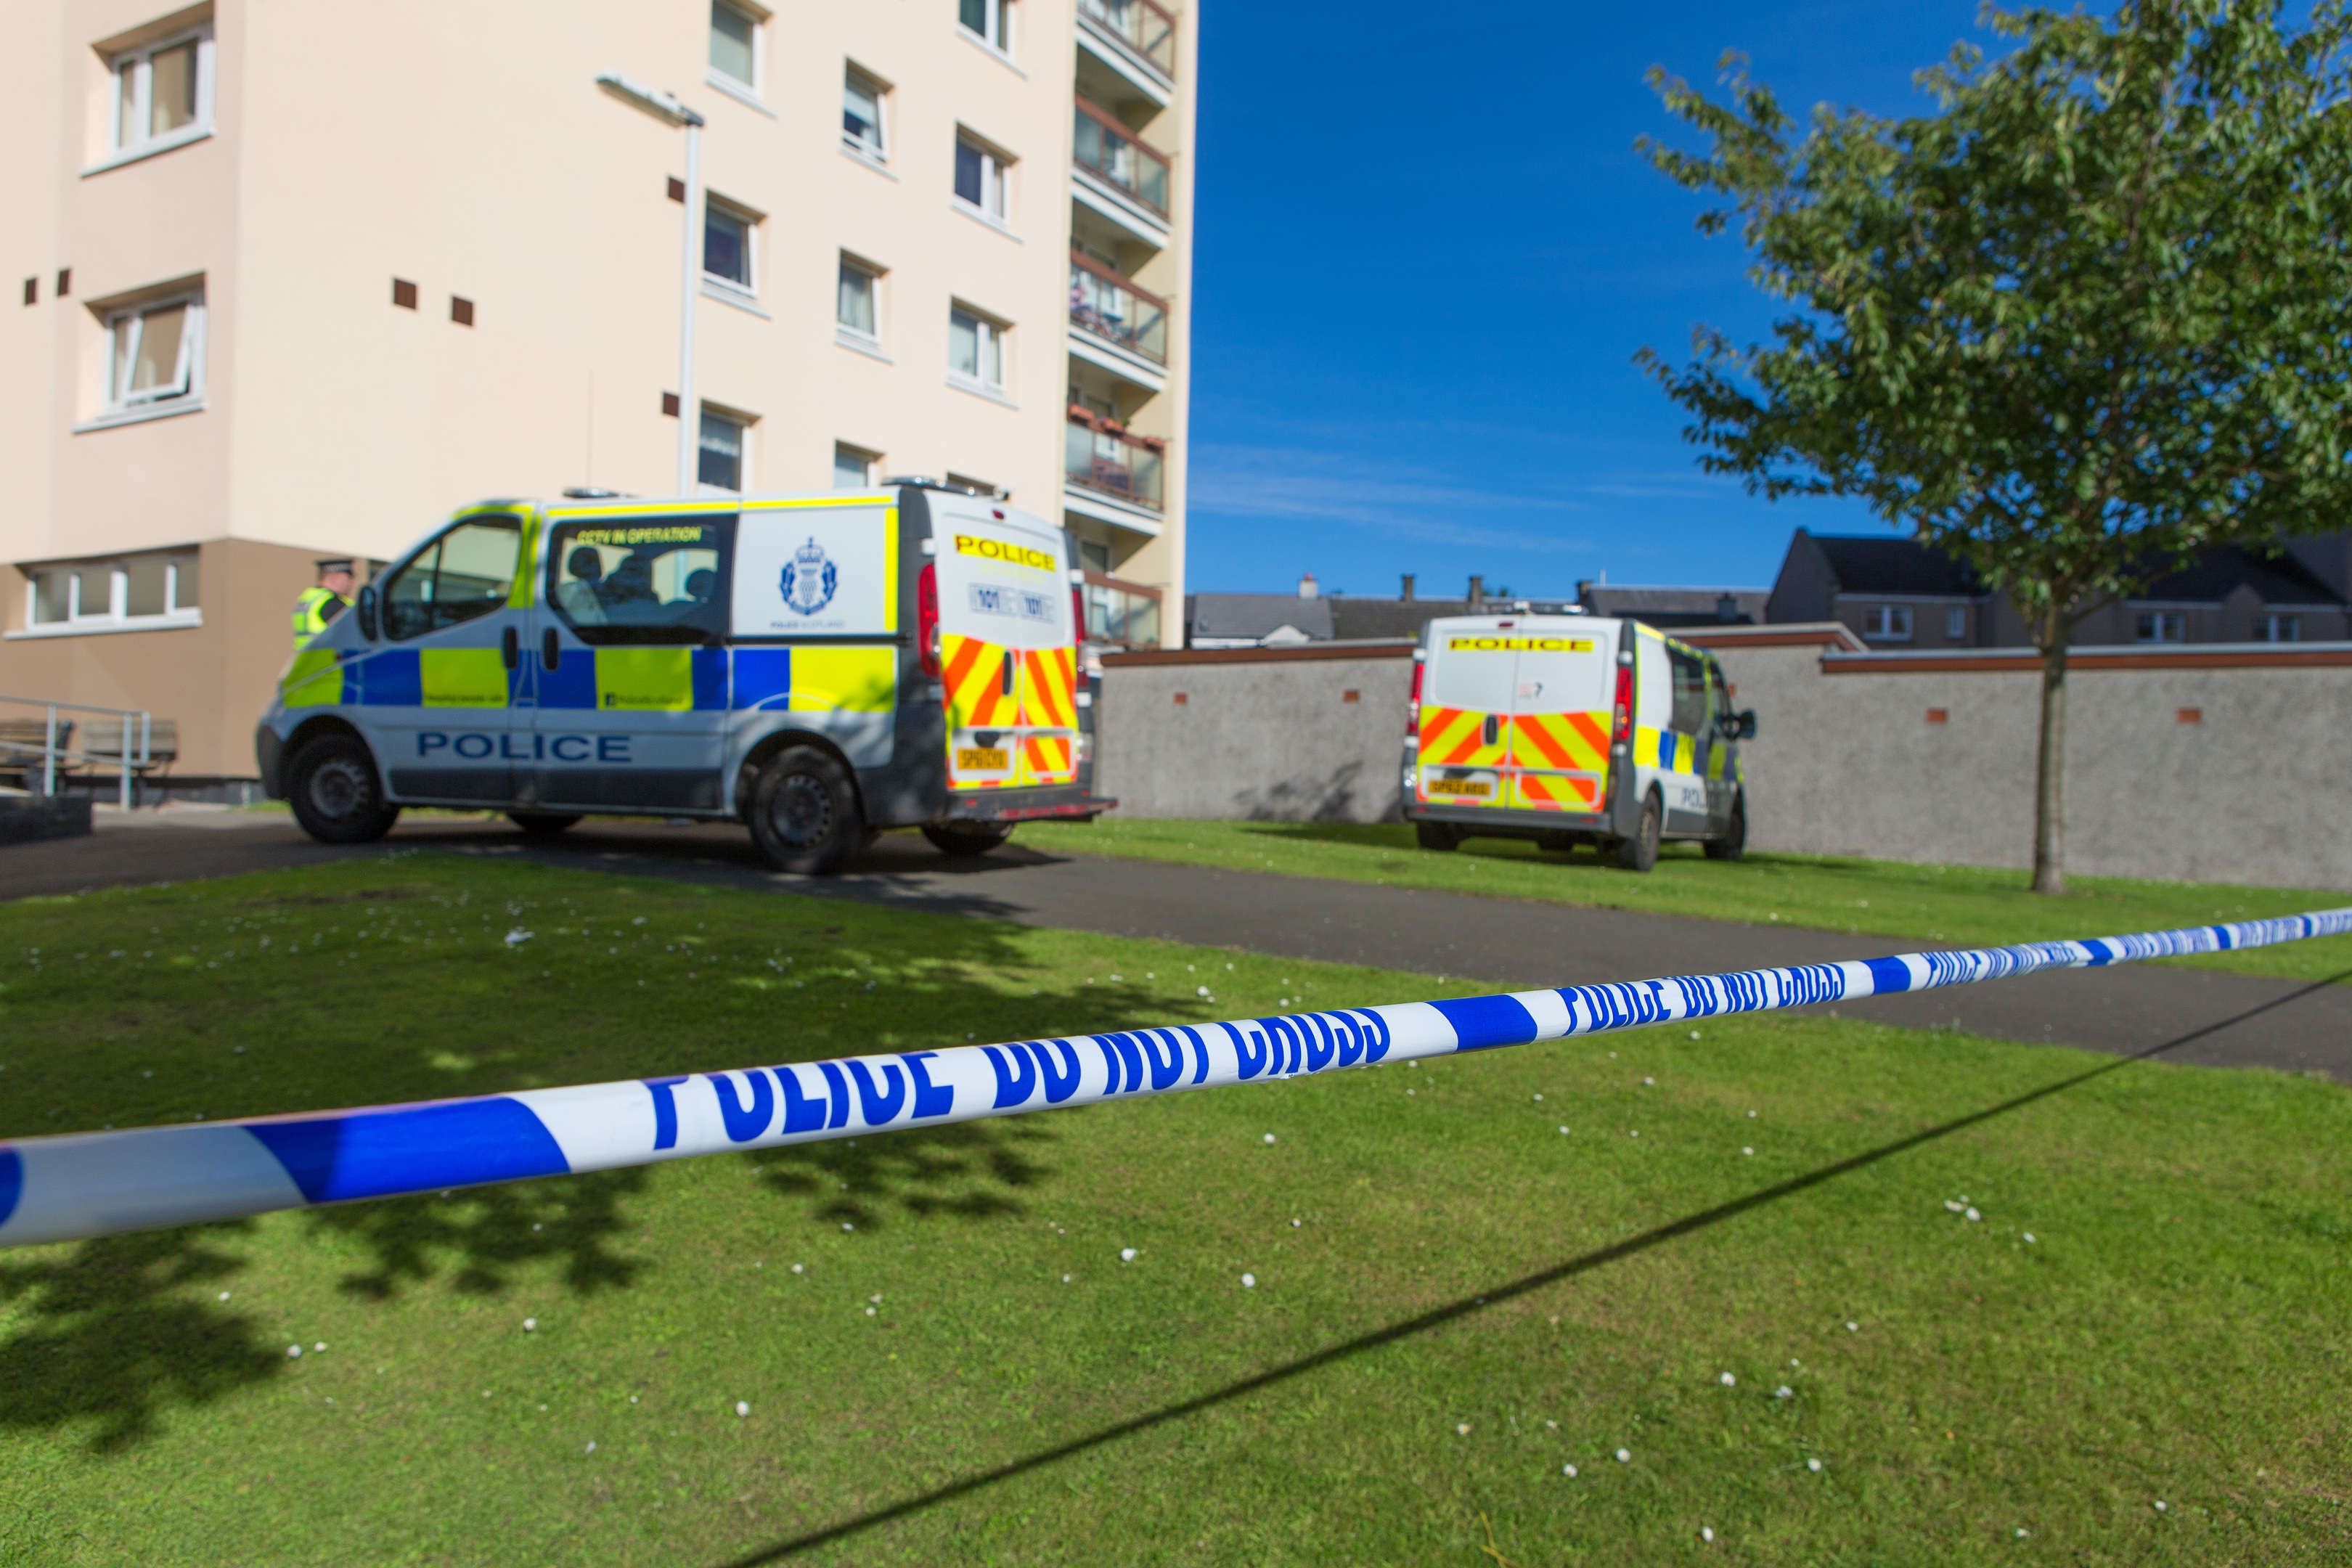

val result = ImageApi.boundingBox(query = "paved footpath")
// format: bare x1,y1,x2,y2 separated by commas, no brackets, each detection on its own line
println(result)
7,808,2348,1079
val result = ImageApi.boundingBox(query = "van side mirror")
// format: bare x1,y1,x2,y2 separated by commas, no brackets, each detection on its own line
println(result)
1736,709,1757,740
356,584,378,641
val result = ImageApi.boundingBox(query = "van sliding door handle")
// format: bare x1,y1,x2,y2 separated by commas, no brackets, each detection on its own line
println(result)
501,626,519,670
542,628,560,671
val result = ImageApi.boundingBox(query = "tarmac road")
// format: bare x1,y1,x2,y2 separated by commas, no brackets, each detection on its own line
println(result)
7,806,2348,1079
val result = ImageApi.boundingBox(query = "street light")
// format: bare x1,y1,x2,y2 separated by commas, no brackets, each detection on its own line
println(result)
596,71,706,495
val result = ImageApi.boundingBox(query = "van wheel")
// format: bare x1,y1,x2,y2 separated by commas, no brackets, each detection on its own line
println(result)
747,747,865,875
1614,791,1662,873
923,822,1013,857
1415,822,1461,852
287,735,401,844
509,812,582,837
1703,796,1747,862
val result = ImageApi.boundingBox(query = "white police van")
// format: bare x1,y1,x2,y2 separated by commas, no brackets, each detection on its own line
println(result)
1402,613,1755,871
258,482,1111,873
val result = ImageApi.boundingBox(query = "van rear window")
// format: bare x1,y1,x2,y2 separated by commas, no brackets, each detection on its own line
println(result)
546,515,735,645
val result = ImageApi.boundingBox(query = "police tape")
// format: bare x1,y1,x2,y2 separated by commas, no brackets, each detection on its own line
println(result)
4,908,2348,1249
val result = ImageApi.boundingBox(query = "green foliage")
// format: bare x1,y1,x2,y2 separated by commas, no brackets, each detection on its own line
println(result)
1640,0,2352,624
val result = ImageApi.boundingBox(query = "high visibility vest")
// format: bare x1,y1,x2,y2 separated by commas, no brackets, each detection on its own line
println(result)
292,587,346,647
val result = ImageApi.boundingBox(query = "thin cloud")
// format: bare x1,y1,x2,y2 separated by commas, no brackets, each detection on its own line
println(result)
1188,445,1596,552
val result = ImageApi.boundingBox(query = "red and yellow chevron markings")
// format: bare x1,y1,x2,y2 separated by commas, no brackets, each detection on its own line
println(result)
1509,710,1609,772
943,634,1017,729
1417,706,1507,768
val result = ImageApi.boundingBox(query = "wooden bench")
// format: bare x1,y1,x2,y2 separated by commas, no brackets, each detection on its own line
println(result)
0,717,73,784
76,716,179,775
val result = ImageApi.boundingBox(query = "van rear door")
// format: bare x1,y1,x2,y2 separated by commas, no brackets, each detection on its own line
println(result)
1416,626,1514,807
1505,630,1612,814
933,507,1076,791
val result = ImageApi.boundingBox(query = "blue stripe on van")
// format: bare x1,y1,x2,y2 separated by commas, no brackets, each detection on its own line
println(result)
693,646,730,711
358,650,422,707
732,649,791,709
537,650,598,710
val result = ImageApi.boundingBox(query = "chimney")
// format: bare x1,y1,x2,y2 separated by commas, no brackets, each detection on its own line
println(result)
1468,574,1485,608
1400,573,1416,603
1297,571,1319,600
1715,592,1739,624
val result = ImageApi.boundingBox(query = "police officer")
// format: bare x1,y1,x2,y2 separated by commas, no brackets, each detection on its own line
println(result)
292,558,356,648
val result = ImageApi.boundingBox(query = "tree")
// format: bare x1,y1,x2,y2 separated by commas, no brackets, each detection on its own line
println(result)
1638,0,2352,892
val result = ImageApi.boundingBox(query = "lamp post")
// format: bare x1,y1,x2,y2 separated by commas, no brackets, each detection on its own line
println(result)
595,72,706,495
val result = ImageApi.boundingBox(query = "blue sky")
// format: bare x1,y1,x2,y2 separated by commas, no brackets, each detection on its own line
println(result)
1182,0,1996,598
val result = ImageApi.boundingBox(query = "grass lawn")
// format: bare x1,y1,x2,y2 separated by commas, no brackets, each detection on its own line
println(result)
1,854,2347,1565
1020,818,2352,987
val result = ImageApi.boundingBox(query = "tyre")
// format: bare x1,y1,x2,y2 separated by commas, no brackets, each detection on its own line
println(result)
1614,791,1662,873
1703,794,1747,862
922,821,1013,857
509,812,583,837
1415,821,1462,852
746,746,865,875
287,734,400,844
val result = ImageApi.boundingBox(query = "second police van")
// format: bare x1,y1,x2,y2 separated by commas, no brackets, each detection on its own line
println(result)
257,481,1112,873
1402,613,1757,872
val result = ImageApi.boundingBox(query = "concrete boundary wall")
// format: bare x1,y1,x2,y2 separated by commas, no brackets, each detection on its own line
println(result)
1096,630,2352,891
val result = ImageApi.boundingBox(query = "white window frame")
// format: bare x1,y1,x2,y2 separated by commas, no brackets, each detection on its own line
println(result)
953,130,1013,224
105,291,206,412
833,443,878,489
959,0,1015,55
701,195,761,298
947,303,1009,396
103,23,216,166
16,552,202,639
836,254,882,343
2257,613,2301,643
1861,604,1913,642
697,405,753,495
2134,610,2188,644
843,67,889,163
708,0,763,94
1945,606,1967,640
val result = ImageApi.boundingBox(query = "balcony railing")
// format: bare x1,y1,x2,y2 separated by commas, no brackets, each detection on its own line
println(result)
1066,412,1165,510
1077,0,1177,78
1082,571,1163,648
1072,96,1169,216
1069,251,1168,364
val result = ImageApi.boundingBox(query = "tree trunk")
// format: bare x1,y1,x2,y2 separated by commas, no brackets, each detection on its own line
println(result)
2030,608,2069,895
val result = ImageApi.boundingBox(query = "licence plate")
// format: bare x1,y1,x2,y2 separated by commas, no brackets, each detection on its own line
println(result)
1428,777,1493,797
957,747,1010,769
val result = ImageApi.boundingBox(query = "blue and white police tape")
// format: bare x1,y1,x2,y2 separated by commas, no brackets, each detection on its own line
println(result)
3,907,2348,1249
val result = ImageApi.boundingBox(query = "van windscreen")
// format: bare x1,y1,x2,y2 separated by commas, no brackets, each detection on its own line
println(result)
546,515,735,645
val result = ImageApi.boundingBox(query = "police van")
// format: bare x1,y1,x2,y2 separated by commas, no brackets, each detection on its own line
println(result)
257,482,1112,873
1402,613,1756,872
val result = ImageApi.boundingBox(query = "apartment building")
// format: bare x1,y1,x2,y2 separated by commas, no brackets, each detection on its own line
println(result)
2,0,1194,780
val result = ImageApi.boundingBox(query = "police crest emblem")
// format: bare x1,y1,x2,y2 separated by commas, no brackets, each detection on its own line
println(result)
780,537,838,616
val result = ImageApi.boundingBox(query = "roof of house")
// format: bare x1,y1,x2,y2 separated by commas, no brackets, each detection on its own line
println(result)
1806,534,1985,597
1326,597,1474,640
1184,592,1336,643
2138,544,2345,606
1580,585,1771,625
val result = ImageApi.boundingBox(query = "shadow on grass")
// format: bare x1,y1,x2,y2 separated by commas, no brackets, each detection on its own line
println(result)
303,1169,653,1301
751,1117,1060,1230
716,968,2352,1565
0,1224,281,1453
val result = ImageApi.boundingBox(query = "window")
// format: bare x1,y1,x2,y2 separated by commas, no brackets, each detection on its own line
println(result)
703,198,758,293
2257,613,2301,642
1667,645,1709,735
955,134,1011,221
833,444,875,489
699,408,746,491
709,1,759,89
960,0,1014,51
23,552,200,632
1945,606,1967,640
1078,540,1111,572
843,69,887,160
380,518,522,641
547,515,734,646
104,293,205,410
2135,611,2187,643
836,257,878,339
107,25,213,158
1862,604,1913,642
949,306,1005,391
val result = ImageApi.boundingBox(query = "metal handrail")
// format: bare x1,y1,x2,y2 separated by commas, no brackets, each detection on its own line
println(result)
0,694,155,808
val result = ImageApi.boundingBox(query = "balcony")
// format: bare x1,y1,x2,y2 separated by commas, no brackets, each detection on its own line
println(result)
1069,251,1167,364
1066,411,1164,511
1077,0,1177,80
1082,570,1164,648
1073,96,1169,216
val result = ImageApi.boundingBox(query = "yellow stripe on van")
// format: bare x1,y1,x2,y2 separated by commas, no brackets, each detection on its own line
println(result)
882,509,899,631
282,650,343,707
419,648,510,708
508,513,540,608
593,648,694,711
790,646,897,714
